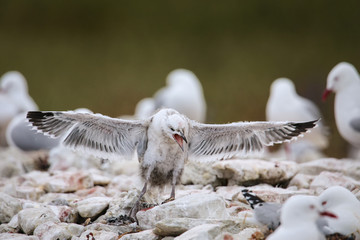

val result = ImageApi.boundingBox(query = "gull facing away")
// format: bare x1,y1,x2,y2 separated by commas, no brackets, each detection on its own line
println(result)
27,108,317,219
0,71,38,146
267,195,337,240
266,78,328,160
323,62,360,150
319,186,360,239
133,69,207,122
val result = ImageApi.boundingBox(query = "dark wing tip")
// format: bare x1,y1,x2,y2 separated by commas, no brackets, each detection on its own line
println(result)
241,189,265,209
27,111,54,121
290,119,318,133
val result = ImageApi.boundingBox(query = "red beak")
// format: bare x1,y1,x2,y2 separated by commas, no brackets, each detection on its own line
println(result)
322,89,332,102
173,134,187,151
320,211,337,219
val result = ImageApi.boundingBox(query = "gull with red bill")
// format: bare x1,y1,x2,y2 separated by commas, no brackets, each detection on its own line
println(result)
323,62,360,150
26,108,317,221
267,195,337,240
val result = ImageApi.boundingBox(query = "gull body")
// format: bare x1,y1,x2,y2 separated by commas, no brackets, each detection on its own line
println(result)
323,62,360,149
319,186,360,238
27,108,317,219
267,195,335,240
0,71,38,146
267,78,328,150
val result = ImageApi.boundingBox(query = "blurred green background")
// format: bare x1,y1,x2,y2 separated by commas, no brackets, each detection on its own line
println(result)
1,0,359,158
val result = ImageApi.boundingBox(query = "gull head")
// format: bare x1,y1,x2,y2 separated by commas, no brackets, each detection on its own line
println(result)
270,78,297,98
323,62,360,101
281,195,336,226
319,186,358,210
155,108,189,151
0,71,28,96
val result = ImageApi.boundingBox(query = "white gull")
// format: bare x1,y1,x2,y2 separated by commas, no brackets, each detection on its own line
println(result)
323,62,360,150
267,195,337,240
27,108,317,219
319,186,360,239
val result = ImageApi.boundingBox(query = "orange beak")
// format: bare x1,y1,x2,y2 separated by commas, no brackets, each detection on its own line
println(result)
320,211,337,219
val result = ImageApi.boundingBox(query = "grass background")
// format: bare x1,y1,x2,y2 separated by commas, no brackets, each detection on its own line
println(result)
1,0,360,158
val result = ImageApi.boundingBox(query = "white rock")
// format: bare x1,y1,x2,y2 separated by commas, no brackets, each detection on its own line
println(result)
0,233,39,240
213,159,298,185
299,158,360,180
0,192,22,223
235,227,264,240
44,171,94,193
75,186,107,198
76,197,111,218
85,223,134,236
181,161,218,185
107,175,143,194
18,207,60,234
78,230,118,240
119,229,159,240
288,173,315,189
33,221,84,240
310,171,360,193
154,218,247,237
14,186,45,201
174,224,222,240
137,193,229,229
48,205,78,223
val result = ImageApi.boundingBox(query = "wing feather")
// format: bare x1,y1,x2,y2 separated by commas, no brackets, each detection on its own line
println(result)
27,111,148,160
188,120,317,162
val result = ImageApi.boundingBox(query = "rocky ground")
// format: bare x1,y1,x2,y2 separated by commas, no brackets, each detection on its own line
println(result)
0,147,359,240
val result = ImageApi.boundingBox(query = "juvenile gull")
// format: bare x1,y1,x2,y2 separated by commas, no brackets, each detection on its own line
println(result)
27,108,317,219
267,195,337,240
319,186,360,239
323,62,360,150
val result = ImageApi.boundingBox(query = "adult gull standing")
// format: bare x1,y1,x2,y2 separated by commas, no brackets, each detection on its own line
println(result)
266,78,328,161
27,108,317,220
323,62,360,154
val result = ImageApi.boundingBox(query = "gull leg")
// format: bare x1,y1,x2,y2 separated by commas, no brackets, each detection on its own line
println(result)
162,174,176,204
129,182,147,221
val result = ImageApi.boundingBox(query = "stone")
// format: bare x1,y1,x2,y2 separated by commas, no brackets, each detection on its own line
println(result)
44,170,94,193
235,228,265,240
107,175,143,194
181,161,218,185
18,207,60,234
309,171,360,194
75,186,107,198
48,205,78,223
299,158,360,180
154,218,249,237
119,229,159,240
212,159,298,186
85,223,134,236
33,221,84,240
0,233,39,240
174,224,222,240
75,197,111,218
137,193,229,229
14,186,45,201
78,230,118,240
288,173,315,189
0,192,22,223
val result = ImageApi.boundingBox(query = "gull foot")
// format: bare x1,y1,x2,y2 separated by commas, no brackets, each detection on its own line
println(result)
161,197,175,204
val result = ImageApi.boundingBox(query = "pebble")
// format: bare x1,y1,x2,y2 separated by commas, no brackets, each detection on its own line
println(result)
0,192,22,223
18,207,60,234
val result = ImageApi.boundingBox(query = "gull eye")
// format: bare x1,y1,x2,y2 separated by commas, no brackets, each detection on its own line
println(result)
322,201,327,206
309,204,315,210
170,127,175,131
334,76,339,81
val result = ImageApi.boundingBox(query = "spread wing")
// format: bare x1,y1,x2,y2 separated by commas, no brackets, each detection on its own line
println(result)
188,119,317,162
27,111,149,160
